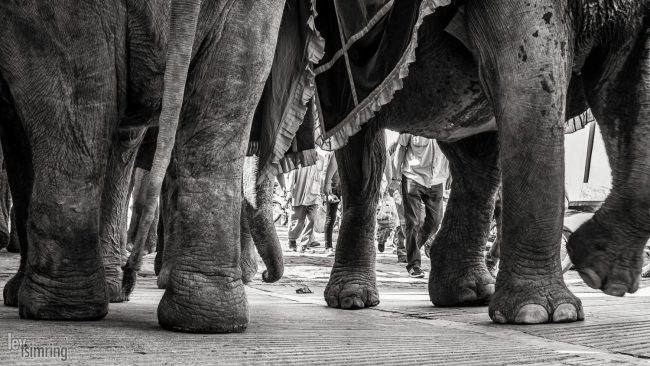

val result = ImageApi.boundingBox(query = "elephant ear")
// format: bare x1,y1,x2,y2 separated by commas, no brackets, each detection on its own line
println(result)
121,0,203,296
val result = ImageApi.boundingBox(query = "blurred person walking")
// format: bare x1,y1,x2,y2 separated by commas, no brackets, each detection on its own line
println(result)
322,152,340,257
392,134,449,278
287,151,325,253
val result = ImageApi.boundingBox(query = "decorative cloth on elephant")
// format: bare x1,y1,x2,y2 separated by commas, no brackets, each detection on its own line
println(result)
250,0,325,184
311,0,450,150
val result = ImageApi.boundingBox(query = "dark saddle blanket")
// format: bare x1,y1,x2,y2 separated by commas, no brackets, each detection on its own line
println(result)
252,0,591,184
253,0,449,183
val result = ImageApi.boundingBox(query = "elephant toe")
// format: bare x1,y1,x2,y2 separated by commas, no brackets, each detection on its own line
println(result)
578,268,602,289
514,304,548,324
489,276,583,324
428,265,494,306
552,303,583,323
324,273,380,310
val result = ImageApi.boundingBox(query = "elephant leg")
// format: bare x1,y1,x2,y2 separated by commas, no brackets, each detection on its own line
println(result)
0,2,126,320
6,207,19,253
568,29,650,296
242,156,283,283
240,203,258,285
100,127,145,303
0,76,32,307
467,1,582,324
428,132,499,306
156,1,284,333
0,150,11,249
324,124,385,310
154,207,164,276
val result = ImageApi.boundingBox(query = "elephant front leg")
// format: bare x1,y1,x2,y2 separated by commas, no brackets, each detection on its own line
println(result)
156,0,284,333
569,30,650,296
429,133,499,306
467,1,582,324
100,127,145,302
325,125,384,310
0,96,31,307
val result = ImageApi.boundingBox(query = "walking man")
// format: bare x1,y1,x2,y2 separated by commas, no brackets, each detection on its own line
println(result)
392,134,449,278
287,152,324,253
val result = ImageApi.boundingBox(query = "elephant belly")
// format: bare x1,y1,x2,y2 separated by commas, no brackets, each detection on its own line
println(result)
376,9,496,142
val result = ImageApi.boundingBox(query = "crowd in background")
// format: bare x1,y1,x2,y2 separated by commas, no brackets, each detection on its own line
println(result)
276,130,450,278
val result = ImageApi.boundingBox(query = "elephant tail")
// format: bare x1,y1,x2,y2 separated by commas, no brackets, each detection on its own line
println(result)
122,0,203,296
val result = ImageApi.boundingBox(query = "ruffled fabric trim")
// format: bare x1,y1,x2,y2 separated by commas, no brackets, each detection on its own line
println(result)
565,109,595,134
314,0,451,151
276,149,319,175
257,0,326,185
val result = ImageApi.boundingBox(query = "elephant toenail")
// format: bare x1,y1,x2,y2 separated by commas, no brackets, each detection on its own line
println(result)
491,311,507,324
341,297,354,309
352,298,364,309
326,296,339,308
578,268,602,289
603,283,627,297
483,284,495,297
458,289,478,303
552,304,577,323
514,304,549,324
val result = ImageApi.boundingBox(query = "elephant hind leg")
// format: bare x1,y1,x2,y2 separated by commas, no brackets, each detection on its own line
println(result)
0,75,31,307
568,29,650,297
429,132,499,307
324,123,384,310
467,1,583,324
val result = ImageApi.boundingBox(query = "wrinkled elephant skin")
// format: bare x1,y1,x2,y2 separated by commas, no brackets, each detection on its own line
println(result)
0,0,285,332
326,1,649,326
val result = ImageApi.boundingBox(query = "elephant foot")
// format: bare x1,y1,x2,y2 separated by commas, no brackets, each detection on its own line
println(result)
3,271,24,307
324,269,379,309
157,265,171,289
157,270,248,333
240,260,258,285
154,250,163,276
6,235,19,253
105,267,129,303
489,276,583,324
18,273,108,320
0,231,9,250
428,263,495,306
567,215,645,296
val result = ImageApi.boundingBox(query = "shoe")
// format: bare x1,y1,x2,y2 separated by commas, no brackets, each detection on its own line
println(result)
378,242,385,253
324,247,334,257
309,241,321,248
408,267,425,278
288,240,297,252
397,255,407,263
299,244,309,253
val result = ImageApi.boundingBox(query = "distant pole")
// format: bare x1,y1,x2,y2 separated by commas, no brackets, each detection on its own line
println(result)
583,122,597,183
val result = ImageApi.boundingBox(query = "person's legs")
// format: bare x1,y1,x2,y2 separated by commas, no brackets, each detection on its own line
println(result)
419,183,444,258
401,176,424,273
299,204,318,250
288,205,307,250
392,191,407,261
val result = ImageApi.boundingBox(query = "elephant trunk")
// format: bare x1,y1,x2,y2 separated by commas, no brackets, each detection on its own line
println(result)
122,0,203,296
243,157,284,283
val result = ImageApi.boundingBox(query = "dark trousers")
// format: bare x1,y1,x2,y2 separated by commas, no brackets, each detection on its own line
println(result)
289,204,318,247
401,176,444,271
324,187,341,249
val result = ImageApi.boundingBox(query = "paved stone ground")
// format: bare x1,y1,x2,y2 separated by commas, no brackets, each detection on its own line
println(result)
1,224,649,365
